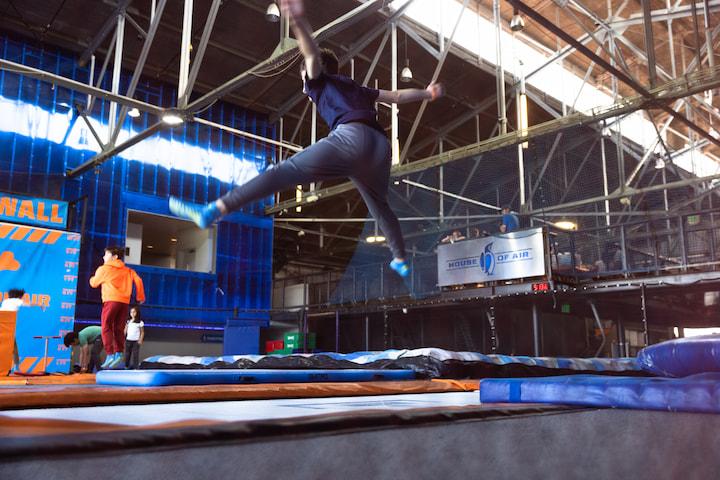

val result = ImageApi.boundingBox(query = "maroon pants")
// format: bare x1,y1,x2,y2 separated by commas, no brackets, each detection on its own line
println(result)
101,301,129,354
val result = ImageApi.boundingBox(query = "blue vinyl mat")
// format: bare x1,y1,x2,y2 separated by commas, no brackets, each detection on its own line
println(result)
480,373,720,413
96,368,416,386
637,334,720,377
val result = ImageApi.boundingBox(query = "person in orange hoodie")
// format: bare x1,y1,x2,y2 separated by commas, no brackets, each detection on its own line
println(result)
89,246,145,369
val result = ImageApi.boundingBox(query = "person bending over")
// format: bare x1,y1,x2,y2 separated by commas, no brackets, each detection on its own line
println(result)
169,0,444,278
63,326,104,373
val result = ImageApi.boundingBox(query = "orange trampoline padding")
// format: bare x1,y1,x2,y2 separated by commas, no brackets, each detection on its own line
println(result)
0,311,17,375
0,379,479,410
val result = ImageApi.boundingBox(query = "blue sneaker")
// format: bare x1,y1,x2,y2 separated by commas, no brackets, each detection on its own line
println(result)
100,353,115,369
108,353,125,370
390,259,411,278
169,197,220,229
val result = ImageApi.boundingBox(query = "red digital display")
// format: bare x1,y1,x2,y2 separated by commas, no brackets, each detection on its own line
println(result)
532,282,550,292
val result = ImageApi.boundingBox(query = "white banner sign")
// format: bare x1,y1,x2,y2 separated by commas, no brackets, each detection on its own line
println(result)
437,228,546,286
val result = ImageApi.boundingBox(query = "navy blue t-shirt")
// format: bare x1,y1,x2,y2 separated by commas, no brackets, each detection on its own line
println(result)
304,73,384,134
502,212,520,232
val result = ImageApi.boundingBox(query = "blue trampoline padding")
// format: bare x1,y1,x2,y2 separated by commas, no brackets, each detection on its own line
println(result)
96,369,415,386
480,373,720,413
637,335,720,377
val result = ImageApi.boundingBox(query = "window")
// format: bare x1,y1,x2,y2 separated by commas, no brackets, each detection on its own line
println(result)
125,210,215,273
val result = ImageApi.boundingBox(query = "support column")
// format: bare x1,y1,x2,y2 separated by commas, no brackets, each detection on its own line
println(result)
439,138,444,224
86,54,95,110
383,310,389,349
641,0,658,87
178,0,193,102
493,0,508,134
704,0,715,68
108,14,125,144
365,314,370,350
532,302,541,357
640,283,649,347
666,0,678,76
517,74,526,206
391,22,399,165
486,303,498,353
600,135,611,226
616,317,628,357
335,310,340,353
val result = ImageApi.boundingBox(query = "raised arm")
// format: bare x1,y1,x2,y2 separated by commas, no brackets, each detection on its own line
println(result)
377,82,444,104
281,0,322,79
132,270,146,304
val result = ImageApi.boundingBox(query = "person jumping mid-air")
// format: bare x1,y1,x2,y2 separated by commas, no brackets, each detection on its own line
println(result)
169,0,444,277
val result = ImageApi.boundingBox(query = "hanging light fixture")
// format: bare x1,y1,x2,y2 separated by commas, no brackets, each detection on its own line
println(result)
554,220,577,231
265,2,280,22
654,157,666,169
400,31,413,83
161,111,184,125
510,9,525,32
295,185,302,213
366,221,386,243
128,107,140,118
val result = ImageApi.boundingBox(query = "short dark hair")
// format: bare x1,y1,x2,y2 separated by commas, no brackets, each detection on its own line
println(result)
299,48,339,77
7,288,24,299
319,48,339,75
105,246,124,260
63,331,79,347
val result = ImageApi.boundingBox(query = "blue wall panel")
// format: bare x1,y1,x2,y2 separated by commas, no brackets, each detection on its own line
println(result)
0,33,274,334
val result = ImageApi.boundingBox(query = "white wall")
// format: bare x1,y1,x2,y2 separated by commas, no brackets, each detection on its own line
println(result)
125,222,143,265
176,226,215,273
273,283,308,309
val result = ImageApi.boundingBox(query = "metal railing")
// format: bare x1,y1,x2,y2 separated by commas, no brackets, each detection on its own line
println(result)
272,208,720,308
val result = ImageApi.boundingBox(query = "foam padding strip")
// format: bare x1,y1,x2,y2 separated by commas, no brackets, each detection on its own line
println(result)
480,373,720,413
0,380,476,410
97,369,415,386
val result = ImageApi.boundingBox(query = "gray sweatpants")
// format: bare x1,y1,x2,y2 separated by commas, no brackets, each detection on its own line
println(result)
220,123,406,259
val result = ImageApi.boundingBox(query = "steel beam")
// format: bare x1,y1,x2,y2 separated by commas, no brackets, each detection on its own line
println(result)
400,0,470,163
107,13,125,143
269,0,416,124
508,0,720,150
527,172,720,215
557,137,599,204
401,179,499,211
179,0,222,108
265,64,720,214
109,0,167,147
178,0,193,104
529,133,563,200
124,13,147,39
610,0,720,28
66,123,164,178
0,58,165,117
397,19,440,60
186,0,387,113
641,0,658,88
78,0,133,67
78,112,105,149
493,0,507,135
87,29,116,115
193,117,303,153
363,27,391,87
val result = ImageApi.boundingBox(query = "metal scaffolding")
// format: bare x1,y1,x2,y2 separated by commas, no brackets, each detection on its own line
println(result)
0,0,718,242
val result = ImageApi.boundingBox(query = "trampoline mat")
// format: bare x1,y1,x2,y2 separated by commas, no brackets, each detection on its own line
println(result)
96,368,415,386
